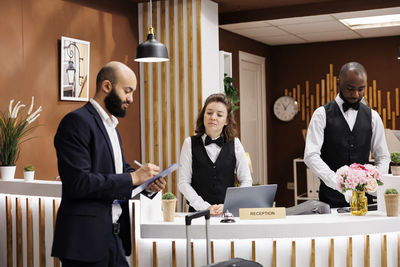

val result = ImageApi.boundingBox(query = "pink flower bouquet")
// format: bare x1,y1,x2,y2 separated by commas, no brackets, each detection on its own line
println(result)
336,163,383,193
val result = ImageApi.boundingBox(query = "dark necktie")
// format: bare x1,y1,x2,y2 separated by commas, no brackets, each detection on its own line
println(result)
204,135,224,147
342,101,360,112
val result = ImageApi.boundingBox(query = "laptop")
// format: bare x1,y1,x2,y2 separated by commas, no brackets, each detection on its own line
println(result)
222,184,278,217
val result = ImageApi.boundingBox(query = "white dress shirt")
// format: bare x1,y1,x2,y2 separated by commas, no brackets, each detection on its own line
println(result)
304,95,390,195
178,134,253,211
90,99,123,223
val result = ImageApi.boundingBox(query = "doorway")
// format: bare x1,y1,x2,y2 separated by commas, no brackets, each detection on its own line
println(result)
239,51,267,184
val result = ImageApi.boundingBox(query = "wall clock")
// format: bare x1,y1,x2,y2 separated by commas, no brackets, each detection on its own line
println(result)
273,96,298,122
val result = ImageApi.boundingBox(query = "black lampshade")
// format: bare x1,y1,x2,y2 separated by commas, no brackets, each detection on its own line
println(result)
135,29,169,63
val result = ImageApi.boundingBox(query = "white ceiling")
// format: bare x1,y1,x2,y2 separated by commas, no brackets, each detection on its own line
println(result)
220,7,400,45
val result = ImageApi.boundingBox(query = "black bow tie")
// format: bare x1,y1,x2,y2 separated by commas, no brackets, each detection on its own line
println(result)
342,101,360,112
205,136,224,147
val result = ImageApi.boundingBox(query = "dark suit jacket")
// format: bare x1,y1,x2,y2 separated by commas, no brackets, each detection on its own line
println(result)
51,102,140,262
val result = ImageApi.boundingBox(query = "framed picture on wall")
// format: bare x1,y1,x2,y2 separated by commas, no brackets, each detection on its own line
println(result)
60,36,90,101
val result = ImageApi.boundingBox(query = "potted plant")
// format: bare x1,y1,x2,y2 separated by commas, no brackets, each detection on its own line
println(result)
23,164,35,181
390,152,400,176
384,188,399,216
162,192,177,222
223,74,240,116
0,97,42,180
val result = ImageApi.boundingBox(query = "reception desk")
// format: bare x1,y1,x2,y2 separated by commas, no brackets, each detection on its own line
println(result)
1,177,400,267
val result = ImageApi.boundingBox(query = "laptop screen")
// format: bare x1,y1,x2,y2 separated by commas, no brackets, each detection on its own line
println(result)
222,184,278,217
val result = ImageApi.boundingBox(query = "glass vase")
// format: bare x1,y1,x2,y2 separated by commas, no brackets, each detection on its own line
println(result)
350,190,368,216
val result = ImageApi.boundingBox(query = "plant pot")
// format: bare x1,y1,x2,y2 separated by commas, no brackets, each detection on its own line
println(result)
384,194,399,216
24,171,35,181
162,199,177,222
0,166,16,180
391,165,400,176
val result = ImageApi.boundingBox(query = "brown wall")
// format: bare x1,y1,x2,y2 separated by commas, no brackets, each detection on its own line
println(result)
269,36,400,206
0,0,141,180
220,28,400,207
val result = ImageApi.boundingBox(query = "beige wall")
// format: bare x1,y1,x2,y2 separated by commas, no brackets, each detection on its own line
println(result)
0,0,141,179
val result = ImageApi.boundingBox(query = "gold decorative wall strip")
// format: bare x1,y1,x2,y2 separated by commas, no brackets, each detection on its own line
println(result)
191,242,195,267
381,234,387,267
347,237,352,267
291,240,296,267
132,202,138,267
172,241,177,267
272,240,277,267
39,198,45,267
231,241,235,258
252,240,256,261
6,196,12,267
53,199,60,267
16,198,22,267
153,241,158,267
365,235,370,267
27,199,34,267
329,238,334,267
310,239,315,267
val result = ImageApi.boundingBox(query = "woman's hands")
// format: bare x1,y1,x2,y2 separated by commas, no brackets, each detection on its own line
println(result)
208,204,224,216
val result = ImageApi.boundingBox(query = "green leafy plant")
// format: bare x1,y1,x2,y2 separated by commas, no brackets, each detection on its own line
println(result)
0,97,42,166
24,164,34,172
223,74,240,116
162,192,176,200
385,188,399,194
391,152,400,165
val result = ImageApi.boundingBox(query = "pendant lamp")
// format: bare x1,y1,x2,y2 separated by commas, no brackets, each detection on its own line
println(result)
135,0,169,62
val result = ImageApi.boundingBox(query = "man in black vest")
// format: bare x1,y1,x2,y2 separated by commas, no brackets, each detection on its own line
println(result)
304,62,390,207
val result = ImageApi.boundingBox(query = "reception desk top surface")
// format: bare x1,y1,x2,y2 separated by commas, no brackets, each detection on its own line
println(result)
141,211,400,239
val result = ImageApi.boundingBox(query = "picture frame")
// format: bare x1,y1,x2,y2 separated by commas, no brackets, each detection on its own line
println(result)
60,36,90,101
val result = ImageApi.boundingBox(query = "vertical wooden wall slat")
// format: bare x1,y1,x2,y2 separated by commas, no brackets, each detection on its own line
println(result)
196,0,202,111
169,0,177,196
39,198,46,267
144,3,150,163
6,196,13,267
272,240,277,267
153,3,159,166
187,0,194,135
53,199,60,267
211,241,215,263
178,0,185,148
252,240,256,261
26,198,34,267
291,240,296,267
161,0,168,192
191,241,195,267
16,197,22,267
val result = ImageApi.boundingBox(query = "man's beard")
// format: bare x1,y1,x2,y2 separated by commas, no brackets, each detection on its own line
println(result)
104,87,127,117
339,89,361,104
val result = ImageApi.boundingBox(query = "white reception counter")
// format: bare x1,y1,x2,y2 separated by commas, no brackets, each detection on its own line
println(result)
1,176,400,267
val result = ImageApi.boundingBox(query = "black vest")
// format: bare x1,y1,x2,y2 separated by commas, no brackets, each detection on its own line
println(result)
319,101,372,208
190,136,236,210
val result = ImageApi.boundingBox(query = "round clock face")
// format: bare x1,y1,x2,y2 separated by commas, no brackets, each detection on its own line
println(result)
273,96,298,122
